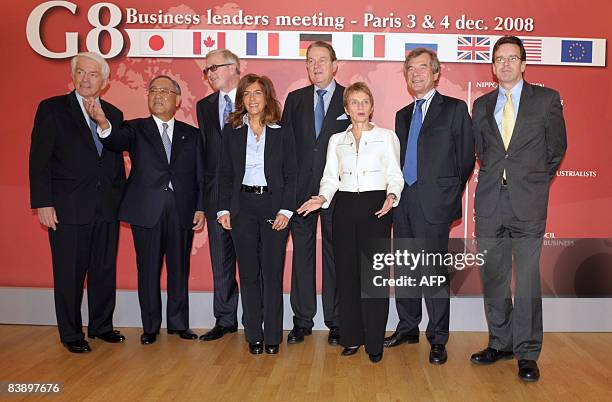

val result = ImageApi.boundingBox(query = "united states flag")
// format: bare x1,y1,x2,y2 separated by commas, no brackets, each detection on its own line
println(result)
457,36,491,61
521,37,543,62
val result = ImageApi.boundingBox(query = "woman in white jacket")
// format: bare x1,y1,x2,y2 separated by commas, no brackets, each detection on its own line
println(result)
297,82,404,363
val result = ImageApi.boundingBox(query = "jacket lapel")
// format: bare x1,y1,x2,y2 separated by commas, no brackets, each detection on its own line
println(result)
170,121,186,164
236,126,248,182
68,91,98,155
208,92,222,136
144,116,170,165
318,82,344,142
421,92,443,132
263,125,277,178
485,90,506,150
303,85,316,139
398,105,412,167
507,82,533,151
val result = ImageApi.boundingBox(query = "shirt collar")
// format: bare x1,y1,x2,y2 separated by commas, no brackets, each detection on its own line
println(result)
240,113,280,129
152,114,175,131
498,79,524,99
220,87,237,104
415,88,436,102
315,80,336,95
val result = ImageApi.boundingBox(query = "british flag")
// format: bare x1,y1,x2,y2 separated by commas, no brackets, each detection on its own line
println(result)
457,36,491,61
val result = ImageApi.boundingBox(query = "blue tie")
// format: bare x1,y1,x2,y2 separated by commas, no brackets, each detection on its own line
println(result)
403,99,426,186
314,89,327,138
222,94,232,129
89,118,103,156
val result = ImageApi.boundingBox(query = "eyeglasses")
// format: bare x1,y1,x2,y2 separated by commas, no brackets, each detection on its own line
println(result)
203,63,233,75
148,87,177,97
494,55,522,64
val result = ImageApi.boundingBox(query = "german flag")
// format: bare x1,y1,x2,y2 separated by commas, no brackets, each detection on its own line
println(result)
299,33,332,57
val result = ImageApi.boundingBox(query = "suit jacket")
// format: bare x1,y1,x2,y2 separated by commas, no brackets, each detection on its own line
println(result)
281,82,351,205
196,92,225,212
100,117,205,229
396,91,475,224
29,91,126,224
472,82,567,221
218,123,297,219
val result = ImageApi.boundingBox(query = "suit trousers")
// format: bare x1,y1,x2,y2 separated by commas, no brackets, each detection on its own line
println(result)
289,201,338,329
476,185,545,361
333,191,390,355
131,190,194,334
392,184,451,345
48,216,119,342
204,209,239,328
232,191,288,345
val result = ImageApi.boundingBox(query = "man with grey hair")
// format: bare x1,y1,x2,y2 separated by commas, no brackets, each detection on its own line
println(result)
196,49,242,341
384,48,474,365
87,75,205,345
29,51,126,353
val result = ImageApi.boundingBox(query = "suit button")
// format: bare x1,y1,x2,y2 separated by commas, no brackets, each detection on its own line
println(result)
98,161,102,167
95,181,101,190
505,154,509,159
313,148,319,152
164,187,169,192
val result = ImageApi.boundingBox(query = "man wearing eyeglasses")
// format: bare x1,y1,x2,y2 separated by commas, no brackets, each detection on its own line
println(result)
470,36,567,382
29,52,126,353
196,49,242,341
86,75,205,345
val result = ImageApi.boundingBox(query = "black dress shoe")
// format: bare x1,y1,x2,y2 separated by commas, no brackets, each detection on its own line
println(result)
327,327,340,346
518,360,540,382
168,328,198,340
470,347,514,365
88,330,125,343
340,346,360,356
249,341,264,355
383,331,419,348
199,325,238,341
368,352,383,363
429,344,448,365
287,326,312,344
140,332,158,345
265,344,279,354
62,339,91,353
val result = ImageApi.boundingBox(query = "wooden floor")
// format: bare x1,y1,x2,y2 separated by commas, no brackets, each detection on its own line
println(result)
1,325,611,401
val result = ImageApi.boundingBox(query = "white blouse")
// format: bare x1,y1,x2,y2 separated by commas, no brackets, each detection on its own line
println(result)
319,124,404,208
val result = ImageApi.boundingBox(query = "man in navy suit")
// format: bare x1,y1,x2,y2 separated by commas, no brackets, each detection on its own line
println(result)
87,75,205,345
196,49,241,341
29,52,126,353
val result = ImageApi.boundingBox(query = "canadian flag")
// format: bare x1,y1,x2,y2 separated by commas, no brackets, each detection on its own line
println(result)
193,31,226,55
139,31,173,56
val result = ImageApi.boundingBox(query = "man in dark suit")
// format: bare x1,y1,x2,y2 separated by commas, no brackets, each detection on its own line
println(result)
87,75,205,345
195,49,241,341
470,36,567,382
29,52,126,353
385,48,475,365
282,41,351,345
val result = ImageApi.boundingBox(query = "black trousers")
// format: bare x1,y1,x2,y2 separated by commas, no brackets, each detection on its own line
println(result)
204,209,239,328
333,191,390,355
392,184,451,345
131,190,194,334
289,201,338,329
48,217,119,342
475,186,545,360
232,191,288,345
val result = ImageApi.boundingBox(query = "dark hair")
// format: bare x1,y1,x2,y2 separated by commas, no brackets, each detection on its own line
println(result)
343,82,374,121
149,75,181,95
492,36,526,62
228,74,281,127
306,41,337,62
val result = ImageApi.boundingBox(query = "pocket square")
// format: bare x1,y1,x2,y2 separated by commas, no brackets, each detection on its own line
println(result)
336,113,348,121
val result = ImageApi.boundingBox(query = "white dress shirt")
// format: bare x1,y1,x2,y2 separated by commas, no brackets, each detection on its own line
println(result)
319,124,404,208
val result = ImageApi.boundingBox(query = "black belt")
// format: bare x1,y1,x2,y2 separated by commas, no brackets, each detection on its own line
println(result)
241,184,268,194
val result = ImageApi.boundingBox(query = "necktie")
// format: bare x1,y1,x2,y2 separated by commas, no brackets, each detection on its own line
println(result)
314,89,327,138
89,118,103,156
222,94,233,129
501,91,515,180
403,99,426,186
161,122,173,189
161,122,171,162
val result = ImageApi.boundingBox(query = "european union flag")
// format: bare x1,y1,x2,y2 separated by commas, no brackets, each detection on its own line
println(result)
561,40,593,63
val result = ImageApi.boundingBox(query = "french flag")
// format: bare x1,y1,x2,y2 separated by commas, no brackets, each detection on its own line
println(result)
246,32,279,57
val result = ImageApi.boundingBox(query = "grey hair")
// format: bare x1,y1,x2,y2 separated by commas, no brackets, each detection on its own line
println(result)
205,49,241,74
70,52,110,80
149,75,181,95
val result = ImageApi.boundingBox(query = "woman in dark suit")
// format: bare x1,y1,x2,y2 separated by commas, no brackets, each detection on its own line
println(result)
217,74,297,355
